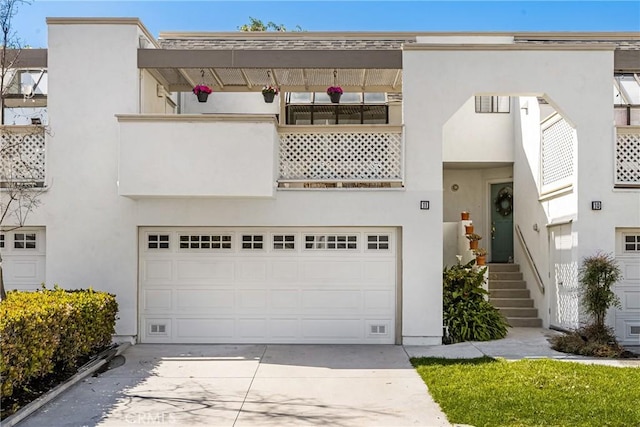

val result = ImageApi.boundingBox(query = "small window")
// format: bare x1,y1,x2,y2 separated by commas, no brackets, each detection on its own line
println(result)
304,234,357,250
0,234,4,248
242,235,264,250
624,235,640,252
148,234,170,249
475,96,510,113
273,234,295,250
14,233,36,249
179,234,232,250
367,235,390,250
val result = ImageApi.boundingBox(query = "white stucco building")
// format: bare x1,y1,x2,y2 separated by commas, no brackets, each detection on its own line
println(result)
2,18,639,346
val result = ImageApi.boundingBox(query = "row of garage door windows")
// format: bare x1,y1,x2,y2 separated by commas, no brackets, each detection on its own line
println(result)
0,233,37,250
148,233,391,251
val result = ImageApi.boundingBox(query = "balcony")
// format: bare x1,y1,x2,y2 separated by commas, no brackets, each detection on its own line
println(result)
277,125,404,188
117,115,278,198
0,125,46,187
616,126,640,187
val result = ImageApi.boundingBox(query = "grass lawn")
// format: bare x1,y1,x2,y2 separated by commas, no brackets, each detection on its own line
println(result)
411,357,640,427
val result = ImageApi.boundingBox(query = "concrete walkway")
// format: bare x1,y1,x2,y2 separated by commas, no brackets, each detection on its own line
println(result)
18,344,450,427
405,327,640,367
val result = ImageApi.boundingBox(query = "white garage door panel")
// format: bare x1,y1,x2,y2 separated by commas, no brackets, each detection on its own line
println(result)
176,260,235,281
140,227,397,344
615,229,640,345
272,262,299,281
144,260,173,281
302,261,362,281
177,289,235,310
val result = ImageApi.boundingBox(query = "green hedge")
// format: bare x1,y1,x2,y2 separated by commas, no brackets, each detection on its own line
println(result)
0,286,118,398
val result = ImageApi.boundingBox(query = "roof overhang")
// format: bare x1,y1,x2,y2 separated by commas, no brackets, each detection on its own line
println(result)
138,48,404,93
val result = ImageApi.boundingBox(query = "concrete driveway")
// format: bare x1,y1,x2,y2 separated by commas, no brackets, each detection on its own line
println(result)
19,344,450,427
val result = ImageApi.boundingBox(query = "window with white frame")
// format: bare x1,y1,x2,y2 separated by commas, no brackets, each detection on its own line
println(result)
241,235,264,250
148,234,170,249
14,232,36,249
273,234,295,250
179,234,232,250
624,234,640,252
475,96,510,113
304,234,357,250
366,234,390,250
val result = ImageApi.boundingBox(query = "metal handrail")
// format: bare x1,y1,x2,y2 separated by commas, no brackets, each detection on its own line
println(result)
515,224,545,295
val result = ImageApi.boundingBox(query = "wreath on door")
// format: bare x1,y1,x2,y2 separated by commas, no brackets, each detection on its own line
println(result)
494,186,513,217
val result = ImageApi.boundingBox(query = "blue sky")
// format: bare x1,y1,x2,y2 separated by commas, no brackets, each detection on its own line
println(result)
13,1,640,48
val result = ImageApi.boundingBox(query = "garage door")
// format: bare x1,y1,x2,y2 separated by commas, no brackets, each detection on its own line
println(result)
1,228,46,291
615,229,640,345
139,227,397,344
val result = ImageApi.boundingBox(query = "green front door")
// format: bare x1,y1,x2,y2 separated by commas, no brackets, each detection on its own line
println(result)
491,183,514,263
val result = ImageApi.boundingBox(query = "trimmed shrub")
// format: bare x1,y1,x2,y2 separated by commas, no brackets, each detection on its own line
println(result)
443,261,509,343
0,286,118,398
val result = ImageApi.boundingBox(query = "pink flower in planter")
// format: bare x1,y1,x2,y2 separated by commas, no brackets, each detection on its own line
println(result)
193,85,213,95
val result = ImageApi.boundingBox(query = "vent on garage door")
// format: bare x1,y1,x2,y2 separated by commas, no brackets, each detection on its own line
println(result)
370,324,387,335
149,323,168,335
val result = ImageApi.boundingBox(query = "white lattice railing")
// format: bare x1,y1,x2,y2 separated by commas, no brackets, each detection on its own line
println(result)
616,126,640,187
540,114,575,194
0,126,46,186
278,125,403,185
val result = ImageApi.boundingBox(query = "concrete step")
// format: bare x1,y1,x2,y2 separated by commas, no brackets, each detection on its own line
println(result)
488,271,523,281
490,297,535,308
489,280,527,290
498,307,539,318
490,289,530,299
488,263,520,272
507,317,543,327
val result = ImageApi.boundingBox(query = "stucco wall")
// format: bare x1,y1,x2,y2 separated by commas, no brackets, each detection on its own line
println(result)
118,116,277,197
41,22,141,335
443,97,514,163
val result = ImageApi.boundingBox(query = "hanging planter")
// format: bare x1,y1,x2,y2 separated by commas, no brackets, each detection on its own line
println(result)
261,85,279,103
193,84,212,103
327,86,343,104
